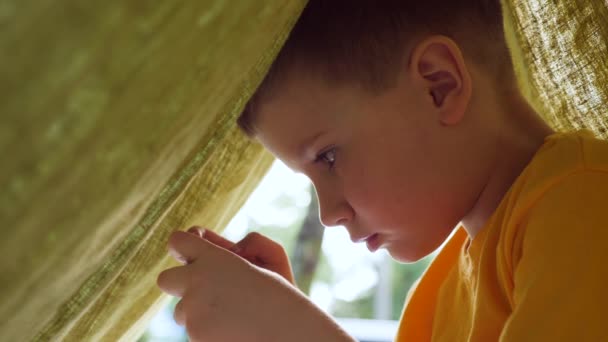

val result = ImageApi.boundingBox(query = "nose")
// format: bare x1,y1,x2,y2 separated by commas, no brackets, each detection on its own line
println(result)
313,183,353,228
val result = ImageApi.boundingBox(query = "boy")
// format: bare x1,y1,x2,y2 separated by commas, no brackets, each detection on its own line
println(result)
157,1,608,341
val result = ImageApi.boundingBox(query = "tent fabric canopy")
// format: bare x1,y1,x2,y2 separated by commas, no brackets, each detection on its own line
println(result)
0,1,606,341
0,1,306,340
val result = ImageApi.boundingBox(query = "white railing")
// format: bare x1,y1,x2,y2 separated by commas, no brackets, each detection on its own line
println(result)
335,318,399,342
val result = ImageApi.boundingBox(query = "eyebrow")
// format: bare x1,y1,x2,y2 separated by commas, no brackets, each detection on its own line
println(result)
298,130,326,159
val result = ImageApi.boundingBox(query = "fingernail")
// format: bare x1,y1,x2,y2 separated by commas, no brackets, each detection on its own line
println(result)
187,227,204,238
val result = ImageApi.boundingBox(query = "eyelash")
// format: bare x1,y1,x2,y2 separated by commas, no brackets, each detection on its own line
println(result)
315,147,337,170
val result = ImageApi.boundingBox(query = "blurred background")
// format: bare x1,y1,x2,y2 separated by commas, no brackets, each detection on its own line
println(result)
139,160,434,342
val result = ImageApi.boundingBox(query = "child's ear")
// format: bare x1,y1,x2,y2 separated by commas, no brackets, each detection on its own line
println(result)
409,36,472,125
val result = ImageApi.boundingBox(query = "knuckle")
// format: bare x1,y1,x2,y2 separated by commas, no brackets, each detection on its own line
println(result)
167,231,183,247
156,270,169,289
275,244,287,255
185,315,206,341
173,300,185,326
189,269,205,287
245,231,263,241
268,237,282,249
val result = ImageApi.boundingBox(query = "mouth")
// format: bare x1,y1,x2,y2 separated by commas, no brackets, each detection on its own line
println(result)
365,233,381,252
350,233,382,251
351,233,376,243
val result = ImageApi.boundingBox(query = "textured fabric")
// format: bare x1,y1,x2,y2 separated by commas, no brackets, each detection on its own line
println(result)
0,1,305,341
396,130,608,341
1,0,607,341
503,0,608,137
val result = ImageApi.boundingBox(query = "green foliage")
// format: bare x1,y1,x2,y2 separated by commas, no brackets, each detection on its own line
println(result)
331,290,375,319
390,255,433,320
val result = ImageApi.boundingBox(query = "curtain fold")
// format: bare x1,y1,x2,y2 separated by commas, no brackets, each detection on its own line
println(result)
0,0,606,341
0,1,305,341
503,0,608,138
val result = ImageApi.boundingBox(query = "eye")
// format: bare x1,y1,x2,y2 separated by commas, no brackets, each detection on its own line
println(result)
315,147,337,170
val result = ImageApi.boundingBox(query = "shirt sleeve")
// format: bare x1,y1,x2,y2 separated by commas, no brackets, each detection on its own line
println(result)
500,171,608,341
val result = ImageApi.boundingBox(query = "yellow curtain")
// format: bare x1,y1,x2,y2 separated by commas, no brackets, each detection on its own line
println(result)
0,1,606,341
0,2,306,341
504,0,608,137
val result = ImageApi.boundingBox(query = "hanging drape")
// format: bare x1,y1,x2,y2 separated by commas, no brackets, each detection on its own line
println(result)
504,0,608,137
0,2,306,341
0,0,606,341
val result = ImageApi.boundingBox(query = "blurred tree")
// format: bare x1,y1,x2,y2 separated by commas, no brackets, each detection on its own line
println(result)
290,185,324,294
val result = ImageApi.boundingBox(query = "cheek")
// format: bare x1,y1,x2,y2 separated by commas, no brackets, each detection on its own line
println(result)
343,161,417,226
343,150,454,231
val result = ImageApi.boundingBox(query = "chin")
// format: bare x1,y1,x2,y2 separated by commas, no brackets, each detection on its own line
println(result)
386,245,434,264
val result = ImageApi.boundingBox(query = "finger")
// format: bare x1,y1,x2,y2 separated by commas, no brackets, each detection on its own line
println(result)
174,298,186,326
187,226,236,252
168,231,208,264
235,232,295,283
157,265,190,297
234,232,284,260
201,229,236,250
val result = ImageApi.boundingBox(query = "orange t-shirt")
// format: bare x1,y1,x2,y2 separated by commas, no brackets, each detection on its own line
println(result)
396,130,608,341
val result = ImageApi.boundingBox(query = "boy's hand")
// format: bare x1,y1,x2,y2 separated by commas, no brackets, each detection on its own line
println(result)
157,231,355,342
157,231,291,341
187,226,296,286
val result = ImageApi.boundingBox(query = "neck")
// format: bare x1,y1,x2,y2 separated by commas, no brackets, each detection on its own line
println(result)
461,92,555,238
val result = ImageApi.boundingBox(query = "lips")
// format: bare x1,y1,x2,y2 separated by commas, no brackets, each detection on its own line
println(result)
350,233,376,243
365,233,381,252
350,232,381,251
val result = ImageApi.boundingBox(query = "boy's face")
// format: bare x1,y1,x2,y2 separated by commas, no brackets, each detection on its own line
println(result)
254,44,483,262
